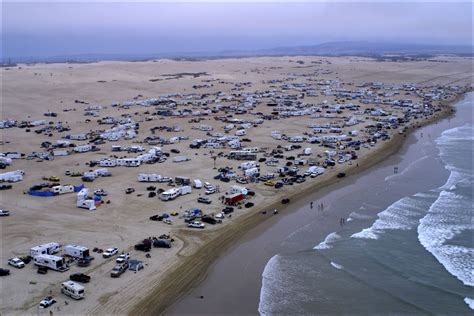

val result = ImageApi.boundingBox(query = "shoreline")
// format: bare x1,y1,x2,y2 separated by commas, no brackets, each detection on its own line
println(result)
130,93,463,315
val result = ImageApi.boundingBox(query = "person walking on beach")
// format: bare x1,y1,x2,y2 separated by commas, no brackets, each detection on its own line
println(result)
310,201,313,209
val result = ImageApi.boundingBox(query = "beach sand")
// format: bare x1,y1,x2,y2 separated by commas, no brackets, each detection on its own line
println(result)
0,56,471,315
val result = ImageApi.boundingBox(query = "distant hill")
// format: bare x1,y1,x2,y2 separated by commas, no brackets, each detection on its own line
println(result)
3,41,472,64
221,41,473,57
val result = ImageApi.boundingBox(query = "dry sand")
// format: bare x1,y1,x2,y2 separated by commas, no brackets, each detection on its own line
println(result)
0,56,472,315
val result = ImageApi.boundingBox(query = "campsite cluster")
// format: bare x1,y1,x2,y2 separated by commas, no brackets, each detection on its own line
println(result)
0,61,468,312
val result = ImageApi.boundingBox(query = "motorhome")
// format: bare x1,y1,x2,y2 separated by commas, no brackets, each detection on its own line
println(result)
64,245,92,260
61,281,85,300
160,188,180,201
34,254,69,272
30,242,61,257
74,144,92,153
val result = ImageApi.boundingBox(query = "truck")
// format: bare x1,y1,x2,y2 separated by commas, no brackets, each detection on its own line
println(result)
30,242,61,257
34,254,69,272
64,245,93,261
61,281,85,300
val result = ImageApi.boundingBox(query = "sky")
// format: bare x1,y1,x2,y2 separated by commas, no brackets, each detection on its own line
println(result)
1,1,473,60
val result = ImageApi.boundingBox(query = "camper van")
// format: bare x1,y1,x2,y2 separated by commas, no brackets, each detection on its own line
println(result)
61,281,85,300
64,245,92,260
34,254,69,272
30,242,61,257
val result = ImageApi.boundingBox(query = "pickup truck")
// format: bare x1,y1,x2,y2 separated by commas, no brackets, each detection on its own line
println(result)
111,262,129,278
70,273,91,283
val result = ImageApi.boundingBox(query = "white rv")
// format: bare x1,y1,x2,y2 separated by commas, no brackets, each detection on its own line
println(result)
77,199,96,211
74,144,92,153
61,281,85,300
160,188,180,201
64,245,91,259
240,161,258,170
235,129,246,136
34,254,69,272
52,185,75,195
116,158,141,167
30,242,61,257
178,186,192,195
244,167,259,177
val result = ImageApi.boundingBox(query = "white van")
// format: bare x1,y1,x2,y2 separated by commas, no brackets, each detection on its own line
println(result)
61,281,85,300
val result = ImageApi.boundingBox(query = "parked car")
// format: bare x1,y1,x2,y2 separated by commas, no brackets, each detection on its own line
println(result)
264,180,274,186
125,188,135,194
37,266,48,274
187,221,205,229
111,262,129,278
116,253,130,264
197,197,212,204
39,296,56,308
0,209,10,216
215,212,225,219
134,243,151,252
70,273,91,283
77,258,91,267
205,187,216,195
103,247,119,258
153,239,172,248
8,257,25,268
222,207,234,214
201,215,218,225
94,189,108,196
0,268,10,276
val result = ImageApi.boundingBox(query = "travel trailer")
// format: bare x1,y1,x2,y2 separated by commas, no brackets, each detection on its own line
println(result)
30,242,61,257
61,281,85,300
228,151,257,161
64,245,92,260
34,254,69,272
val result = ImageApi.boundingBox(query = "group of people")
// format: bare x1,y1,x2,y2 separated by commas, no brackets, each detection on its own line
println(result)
310,201,324,211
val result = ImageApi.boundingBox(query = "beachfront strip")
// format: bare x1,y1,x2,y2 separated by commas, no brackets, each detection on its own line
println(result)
1,57,472,314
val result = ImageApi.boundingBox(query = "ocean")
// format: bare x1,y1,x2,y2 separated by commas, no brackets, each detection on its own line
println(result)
259,94,473,314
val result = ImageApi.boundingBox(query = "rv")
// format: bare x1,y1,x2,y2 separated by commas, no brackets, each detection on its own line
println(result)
61,281,85,300
178,186,192,195
116,158,141,167
138,173,162,182
74,144,92,153
244,167,259,177
34,254,69,272
160,188,180,201
64,245,92,260
51,185,75,194
240,161,258,170
175,176,190,186
173,156,190,163
235,129,246,136
228,151,257,161
30,242,61,257
77,199,96,211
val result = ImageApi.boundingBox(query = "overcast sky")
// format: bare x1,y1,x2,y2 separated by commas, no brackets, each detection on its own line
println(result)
2,1,472,59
